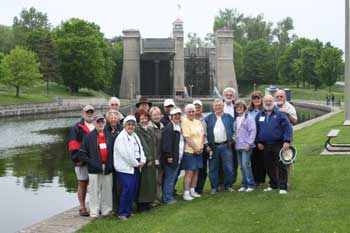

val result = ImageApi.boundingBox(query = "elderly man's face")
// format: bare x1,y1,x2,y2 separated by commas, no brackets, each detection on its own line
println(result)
213,102,224,114
94,118,105,132
275,91,286,106
263,97,274,111
83,110,94,123
110,102,119,111
138,103,150,112
224,91,234,103
164,105,174,115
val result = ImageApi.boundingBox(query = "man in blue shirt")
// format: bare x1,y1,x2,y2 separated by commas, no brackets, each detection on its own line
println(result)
255,95,293,194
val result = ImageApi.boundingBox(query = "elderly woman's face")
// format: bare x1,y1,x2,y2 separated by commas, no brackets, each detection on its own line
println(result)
186,108,195,120
139,114,149,127
125,121,136,135
150,111,161,123
171,113,181,124
108,114,119,127
235,104,245,114
252,96,262,106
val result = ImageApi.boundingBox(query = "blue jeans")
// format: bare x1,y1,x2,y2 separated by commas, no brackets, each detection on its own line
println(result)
162,163,179,203
209,144,233,190
237,149,256,188
117,169,140,217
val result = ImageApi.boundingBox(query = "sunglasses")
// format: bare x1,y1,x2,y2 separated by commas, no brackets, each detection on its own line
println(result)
111,103,119,106
252,96,261,100
86,110,94,114
96,119,105,124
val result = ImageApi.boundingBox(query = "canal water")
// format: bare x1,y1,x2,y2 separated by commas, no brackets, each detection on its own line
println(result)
0,106,323,233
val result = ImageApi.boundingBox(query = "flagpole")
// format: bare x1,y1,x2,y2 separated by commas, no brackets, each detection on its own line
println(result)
344,0,350,125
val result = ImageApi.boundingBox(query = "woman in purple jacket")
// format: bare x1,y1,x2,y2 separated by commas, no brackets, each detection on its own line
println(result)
234,100,257,192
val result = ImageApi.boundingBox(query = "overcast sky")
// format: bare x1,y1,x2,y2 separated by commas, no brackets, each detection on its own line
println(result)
0,0,345,49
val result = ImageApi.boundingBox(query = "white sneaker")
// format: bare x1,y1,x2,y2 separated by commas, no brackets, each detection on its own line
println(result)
264,187,273,192
279,190,288,194
190,191,201,198
245,188,255,192
238,187,246,192
183,194,194,201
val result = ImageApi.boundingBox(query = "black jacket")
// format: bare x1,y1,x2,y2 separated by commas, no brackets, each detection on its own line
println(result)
68,119,91,163
160,114,171,127
79,129,114,174
161,122,180,167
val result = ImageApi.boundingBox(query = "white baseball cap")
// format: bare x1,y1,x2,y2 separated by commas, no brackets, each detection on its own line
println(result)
193,99,202,106
170,108,181,115
123,115,137,126
164,99,175,107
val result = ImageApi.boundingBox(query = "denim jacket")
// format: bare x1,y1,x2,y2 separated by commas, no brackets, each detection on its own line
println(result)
205,112,234,146
234,112,257,150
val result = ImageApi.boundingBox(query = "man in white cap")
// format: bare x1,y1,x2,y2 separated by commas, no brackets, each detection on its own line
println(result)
108,97,125,123
161,99,175,127
68,104,95,216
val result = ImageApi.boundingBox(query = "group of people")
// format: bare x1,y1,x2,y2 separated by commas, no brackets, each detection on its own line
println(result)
68,87,297,220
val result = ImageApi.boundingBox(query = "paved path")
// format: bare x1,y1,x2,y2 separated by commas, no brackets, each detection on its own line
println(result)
19,206,92,233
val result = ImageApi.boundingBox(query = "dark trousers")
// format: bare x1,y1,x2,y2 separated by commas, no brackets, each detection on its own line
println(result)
112,172,121,215
251,147,266,184
117,169,140,217
263,143,288,190
195,150,208,194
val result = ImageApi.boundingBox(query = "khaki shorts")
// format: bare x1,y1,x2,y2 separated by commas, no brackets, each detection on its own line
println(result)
75,165,89,181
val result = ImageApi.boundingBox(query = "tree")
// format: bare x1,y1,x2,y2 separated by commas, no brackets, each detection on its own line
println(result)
0,25,15,53
316,47,344,91
243,39,274,83
103,39,123,95
54,18,107,93
243,15,273,43
186,33,204,48
13,7,51,46
273,17,295,47
296,47,320,90
0,46,42,97
213,8,245,44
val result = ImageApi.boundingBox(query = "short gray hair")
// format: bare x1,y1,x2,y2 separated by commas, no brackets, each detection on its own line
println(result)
184,104,196,113
223,87,237,97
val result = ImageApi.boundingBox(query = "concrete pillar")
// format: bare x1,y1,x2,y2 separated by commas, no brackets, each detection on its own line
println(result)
154,60,160,95
173,28,185,91
344,0,350,125
119,30,141,99
215,29,238,97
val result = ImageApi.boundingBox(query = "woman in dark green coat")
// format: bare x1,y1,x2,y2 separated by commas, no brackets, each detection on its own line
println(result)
134,109,157,212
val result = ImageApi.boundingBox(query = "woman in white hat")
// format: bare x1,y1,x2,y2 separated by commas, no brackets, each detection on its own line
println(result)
113,115,146,220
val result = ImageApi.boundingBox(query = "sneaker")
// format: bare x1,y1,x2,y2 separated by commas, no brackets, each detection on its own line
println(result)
238,187,246,192
210,189,218,195
183,194,194,201
279,190,288,194
264,187,273,192
190,191,201,198
245,188,255,192
118,216,128,221
165,199,177,205
225,187,234,192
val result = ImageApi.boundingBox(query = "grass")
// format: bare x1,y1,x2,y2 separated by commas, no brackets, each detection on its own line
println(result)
78,112,350,233
0,82,105,105
255,84,344,102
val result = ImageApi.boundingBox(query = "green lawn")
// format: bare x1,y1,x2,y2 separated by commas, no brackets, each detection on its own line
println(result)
79,112,350,233
255,84,344,102
0,83,104,105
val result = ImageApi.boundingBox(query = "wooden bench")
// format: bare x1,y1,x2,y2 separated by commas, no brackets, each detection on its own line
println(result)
324,129,350,152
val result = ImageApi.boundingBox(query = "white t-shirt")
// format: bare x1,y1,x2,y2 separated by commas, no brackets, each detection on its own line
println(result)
213,116,227,143
224,103,235,117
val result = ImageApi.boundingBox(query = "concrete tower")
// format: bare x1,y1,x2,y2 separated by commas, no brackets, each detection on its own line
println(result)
119,30,141,99
215,29,238,97
172,18,185,92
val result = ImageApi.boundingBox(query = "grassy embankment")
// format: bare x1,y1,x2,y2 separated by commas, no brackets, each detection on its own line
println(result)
0,83,129,105
79,112,350,233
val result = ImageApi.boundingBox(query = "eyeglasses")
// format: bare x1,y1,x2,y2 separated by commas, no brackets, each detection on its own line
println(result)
96,120,105,124
275,95,284,98
86,110,94,114
111,103,119,106
188,110,195,113
165,105,174,108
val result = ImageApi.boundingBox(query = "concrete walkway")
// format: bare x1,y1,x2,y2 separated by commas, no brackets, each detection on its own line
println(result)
18,206,92,233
